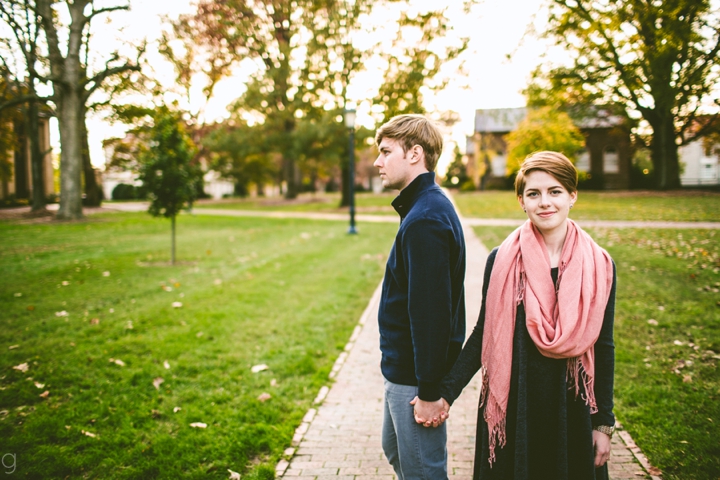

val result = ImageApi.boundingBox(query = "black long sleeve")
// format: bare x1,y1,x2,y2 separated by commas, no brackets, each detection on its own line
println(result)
439,249,498,405
591,262,617,427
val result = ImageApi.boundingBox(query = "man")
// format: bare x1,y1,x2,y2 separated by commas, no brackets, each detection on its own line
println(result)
374,114,466,479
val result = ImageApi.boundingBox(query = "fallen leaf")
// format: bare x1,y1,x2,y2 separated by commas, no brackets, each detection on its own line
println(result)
163,361,171,370
13,293,22,297
173,407,181,413
151,409,161,418
26,306,34,311
109,358,125,367
189,422,207,429
228,469,241,480
81,430,97,438
257,392,271,402
647,466,662,475
39,390,49,398
125,321,134,330
174,282,180,287
55,311,68,317
90,318,99,325
674,340,684,346
214,279,222,285
270,379,278,387
34,382,44,389
8,345,19,350
102,271,110,277
647,319,658,326
13,363,29,373
658,305,665,311
196,332,204,338
251,364,268,373
153,377,164,390
172,302,183,308
683,375,692,383
62,281,70,286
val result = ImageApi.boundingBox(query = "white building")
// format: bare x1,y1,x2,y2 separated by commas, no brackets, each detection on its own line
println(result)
679,139,720,186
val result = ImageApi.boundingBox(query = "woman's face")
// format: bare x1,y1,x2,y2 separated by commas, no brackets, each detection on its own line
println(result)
518,170,577,236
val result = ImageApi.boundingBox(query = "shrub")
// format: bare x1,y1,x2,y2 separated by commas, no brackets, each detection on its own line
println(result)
112,183,140,200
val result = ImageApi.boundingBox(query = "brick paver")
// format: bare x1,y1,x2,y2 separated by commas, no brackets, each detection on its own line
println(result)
278,218,661,479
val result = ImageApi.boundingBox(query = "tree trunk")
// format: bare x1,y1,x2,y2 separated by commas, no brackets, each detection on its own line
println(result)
81,115,102,206
283,156,299,199
650,116,681,190
28,99,47,212
171,214,176,265
55,88,84,220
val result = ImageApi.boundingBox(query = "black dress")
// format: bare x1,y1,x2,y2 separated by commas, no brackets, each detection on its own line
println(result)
439,248,617,480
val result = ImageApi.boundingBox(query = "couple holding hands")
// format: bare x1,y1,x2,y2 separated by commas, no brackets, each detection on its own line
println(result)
373,115,616,480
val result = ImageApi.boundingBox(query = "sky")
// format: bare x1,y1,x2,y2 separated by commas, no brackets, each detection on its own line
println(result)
61,0,566,175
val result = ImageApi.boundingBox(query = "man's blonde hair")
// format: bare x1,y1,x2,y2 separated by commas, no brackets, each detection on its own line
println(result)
375,114,444,171
514,151,578,197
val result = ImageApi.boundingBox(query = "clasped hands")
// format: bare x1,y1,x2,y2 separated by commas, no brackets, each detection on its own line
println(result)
410,396,450,428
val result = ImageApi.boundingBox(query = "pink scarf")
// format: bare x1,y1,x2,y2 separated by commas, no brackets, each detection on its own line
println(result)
480,219,613,465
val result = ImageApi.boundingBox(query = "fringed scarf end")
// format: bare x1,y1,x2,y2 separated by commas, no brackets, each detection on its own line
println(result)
483,394,507,468
566,356,598,413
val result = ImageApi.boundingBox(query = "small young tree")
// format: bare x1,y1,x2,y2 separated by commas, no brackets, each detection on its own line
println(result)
505,107,585,176
138,106,202,265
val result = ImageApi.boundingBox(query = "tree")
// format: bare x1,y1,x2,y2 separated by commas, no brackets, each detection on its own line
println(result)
33,0,142,219
442,144,470,189
166,0,379,200
203,121,280,197
504,107,585,175
138,106,202,265
537,0,720,189
373,7,469,124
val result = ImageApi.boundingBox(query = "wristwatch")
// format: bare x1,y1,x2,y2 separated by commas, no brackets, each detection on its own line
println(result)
593,425,615,437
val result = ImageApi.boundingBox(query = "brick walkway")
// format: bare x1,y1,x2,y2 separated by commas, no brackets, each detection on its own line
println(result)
277,221,662,480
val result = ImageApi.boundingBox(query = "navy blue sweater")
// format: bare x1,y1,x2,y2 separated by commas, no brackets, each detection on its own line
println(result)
378,172,466,401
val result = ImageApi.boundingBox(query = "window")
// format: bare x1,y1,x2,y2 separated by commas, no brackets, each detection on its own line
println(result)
603,146,619,174
576,149,590,172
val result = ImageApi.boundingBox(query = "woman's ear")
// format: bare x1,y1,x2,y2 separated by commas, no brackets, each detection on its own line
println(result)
517,195,525,211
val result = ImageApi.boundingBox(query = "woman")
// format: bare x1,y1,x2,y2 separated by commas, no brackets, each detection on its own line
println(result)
438,151,616,479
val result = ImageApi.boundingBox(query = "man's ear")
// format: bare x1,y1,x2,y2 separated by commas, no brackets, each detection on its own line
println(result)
407,145,424,165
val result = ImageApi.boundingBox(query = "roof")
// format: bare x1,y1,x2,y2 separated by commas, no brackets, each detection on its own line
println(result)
475,108,527,133
474,106,626,133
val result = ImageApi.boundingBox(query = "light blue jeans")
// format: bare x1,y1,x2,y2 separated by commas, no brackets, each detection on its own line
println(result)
382,379,448,480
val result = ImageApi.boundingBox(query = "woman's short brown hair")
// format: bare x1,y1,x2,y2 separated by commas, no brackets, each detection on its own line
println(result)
514,151,578,197
375,114,444,172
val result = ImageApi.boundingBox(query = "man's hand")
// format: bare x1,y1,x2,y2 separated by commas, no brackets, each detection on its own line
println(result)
592,429,611,467
410,396,450,428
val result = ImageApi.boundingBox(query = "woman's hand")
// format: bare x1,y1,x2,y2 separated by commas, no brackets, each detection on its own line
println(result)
592,430,612,467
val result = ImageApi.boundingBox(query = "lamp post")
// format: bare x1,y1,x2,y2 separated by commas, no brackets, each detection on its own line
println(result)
344,107,358,234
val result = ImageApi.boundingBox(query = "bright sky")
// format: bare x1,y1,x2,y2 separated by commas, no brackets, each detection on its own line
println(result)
67,0,565,175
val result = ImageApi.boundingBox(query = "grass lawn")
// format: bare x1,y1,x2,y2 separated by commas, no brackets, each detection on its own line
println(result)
192,192,397,216
453,190,720,222
0,212,397,479
472,225,720,480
